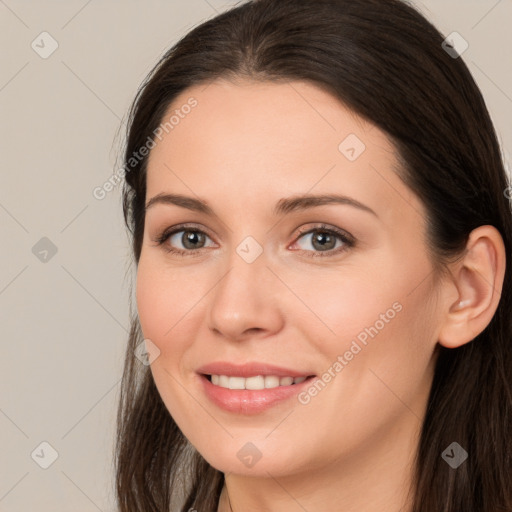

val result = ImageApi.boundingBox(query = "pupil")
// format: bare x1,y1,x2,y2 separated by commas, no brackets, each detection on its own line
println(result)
183,231,203,249
314,231,335,250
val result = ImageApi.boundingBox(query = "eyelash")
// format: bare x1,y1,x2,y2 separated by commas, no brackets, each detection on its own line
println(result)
153,223,356,258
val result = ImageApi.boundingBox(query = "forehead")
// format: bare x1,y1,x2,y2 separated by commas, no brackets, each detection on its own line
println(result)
145,78,424,225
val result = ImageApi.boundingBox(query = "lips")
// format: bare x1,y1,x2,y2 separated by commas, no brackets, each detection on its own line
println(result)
196,361,317,414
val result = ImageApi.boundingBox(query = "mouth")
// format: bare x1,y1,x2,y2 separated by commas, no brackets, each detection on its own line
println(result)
197,371,317,415
195,361,317,414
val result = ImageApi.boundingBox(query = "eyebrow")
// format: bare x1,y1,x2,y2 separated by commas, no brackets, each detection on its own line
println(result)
144,193,378,218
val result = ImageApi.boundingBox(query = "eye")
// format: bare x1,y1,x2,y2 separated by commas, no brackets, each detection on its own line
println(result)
154,224,215,256
291,224,355,257
153,222,355,258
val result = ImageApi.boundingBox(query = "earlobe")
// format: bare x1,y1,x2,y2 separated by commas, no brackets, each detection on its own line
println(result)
437,225,506,349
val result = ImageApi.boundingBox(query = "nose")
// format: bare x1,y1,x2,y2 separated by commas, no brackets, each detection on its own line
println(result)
207,248,285,341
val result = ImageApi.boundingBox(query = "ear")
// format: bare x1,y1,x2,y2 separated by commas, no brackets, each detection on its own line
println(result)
438,225,506,349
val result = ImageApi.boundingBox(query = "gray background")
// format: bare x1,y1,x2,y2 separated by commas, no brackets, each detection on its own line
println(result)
1,0,511,510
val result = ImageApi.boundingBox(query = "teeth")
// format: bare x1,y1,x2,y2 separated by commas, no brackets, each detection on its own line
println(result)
265,376,280,388
209,375,308,390
229,376,245,390
246,375,264,390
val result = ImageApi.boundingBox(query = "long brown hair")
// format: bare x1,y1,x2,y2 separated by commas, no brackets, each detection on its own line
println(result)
115,0,512,510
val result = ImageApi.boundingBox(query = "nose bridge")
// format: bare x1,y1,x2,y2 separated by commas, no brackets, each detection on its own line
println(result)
219,232,269,296
207,237,283,339
215,239,269,313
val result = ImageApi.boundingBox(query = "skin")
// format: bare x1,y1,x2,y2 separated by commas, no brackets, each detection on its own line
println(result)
135,78,506,512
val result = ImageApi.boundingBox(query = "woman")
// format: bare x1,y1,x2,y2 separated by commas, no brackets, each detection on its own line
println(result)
115,0,512,510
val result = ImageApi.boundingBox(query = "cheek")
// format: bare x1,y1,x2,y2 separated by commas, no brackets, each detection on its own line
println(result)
136,263,165,341
286,264,406,351
290,283,437,468
299,254,438,406
135,261,200,427
135,261,197,350
306,245,438,356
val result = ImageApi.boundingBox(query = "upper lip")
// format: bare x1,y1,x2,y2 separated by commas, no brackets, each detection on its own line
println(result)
197,361,315,378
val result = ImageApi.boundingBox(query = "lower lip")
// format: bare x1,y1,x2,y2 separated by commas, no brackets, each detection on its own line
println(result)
198,374,316,415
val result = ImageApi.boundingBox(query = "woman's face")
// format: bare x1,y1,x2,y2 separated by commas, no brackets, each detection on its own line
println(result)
136,78,443,479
